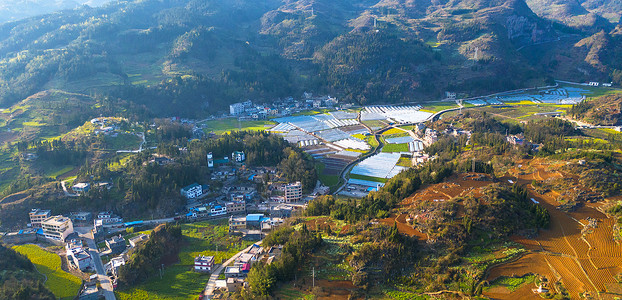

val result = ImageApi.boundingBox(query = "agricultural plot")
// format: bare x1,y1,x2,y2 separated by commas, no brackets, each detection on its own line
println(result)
13,244,82,300
201,118,276,134
117,220,253,300
487,159,622,299
350,152,407,180
362,105,432,124
333,139,369,151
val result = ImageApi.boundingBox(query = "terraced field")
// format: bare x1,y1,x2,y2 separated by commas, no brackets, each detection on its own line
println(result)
487,159,622,299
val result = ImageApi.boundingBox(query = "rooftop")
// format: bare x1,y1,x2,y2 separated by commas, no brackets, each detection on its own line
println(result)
30,208,51,215
246,214,264,222
182,183,201,191
194,255,215,263
42,216,71,226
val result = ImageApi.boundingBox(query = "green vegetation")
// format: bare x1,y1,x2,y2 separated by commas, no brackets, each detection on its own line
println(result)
12,244,81,300
0,244,55,300
349,173,388,183
201,119,276,135
484,275,535,292
116,220,253,300
382,143,409,153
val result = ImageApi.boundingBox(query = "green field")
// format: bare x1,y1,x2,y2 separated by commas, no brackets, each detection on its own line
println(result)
13,244,82,300
201,118,276,134
349,173,388,183
484,275,535,292
420,101,459,113
116,219,253,300
382,143,409,153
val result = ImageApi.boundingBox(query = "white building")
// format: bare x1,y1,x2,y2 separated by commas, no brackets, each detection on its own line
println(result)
207,152,214,168
66,240,91,271
42,216,74,242
181,183,203,199
284,181,302,203
230,103,245,115
588,82,600,86
29,209,51,228
72,183,90,194
211,205,227,216
231,151,246,162
194,255,215,272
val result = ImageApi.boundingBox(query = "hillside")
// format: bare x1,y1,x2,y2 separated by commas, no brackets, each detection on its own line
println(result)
0,0,619,116
570,93,622,126
0,0,112,24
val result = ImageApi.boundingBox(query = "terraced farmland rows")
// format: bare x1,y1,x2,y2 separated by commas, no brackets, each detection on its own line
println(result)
489,159,622,299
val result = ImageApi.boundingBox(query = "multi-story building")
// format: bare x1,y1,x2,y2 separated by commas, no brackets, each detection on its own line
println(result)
181,183,203,199
226,201,246,215
41,216,74,242
106,236,126,255
183,184,202,199
194,255,215,272
229,215,246,232
29,209,51,228
284,181,302,203
72,183,90,194
229,103,245,115
66,240,91,271
231,151,246,162
211,205,227,216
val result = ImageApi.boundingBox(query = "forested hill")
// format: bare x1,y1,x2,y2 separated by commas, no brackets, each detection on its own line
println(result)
0,0,113,24
0,0,620,117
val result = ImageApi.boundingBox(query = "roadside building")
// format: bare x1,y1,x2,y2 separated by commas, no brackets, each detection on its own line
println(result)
66,239,92,271
70,212,92,222
229,215,246,232
41,216,74,243
128,233,149,247
226,278,245,293
284,181,302,203
29,209,51,228
211,205,227,216
225,266,244,279
194,255,215,272
226,201,246,215
181,183,203,199
105,235,126,255
96,211,123,224
245,214,264,229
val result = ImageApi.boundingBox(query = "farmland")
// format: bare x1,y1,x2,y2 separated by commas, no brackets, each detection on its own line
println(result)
12,244,82,300
484,159,622,299
116,219,253,300
200,118,276,134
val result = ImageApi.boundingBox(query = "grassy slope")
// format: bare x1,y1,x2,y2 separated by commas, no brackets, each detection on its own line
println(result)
12,244,82,300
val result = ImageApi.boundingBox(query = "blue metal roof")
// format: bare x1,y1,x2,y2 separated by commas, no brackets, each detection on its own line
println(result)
248,174,255,180
124,221,144,227
246,214,263,222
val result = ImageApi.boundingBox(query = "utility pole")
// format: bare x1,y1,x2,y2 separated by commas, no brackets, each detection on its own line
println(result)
312,267,315,287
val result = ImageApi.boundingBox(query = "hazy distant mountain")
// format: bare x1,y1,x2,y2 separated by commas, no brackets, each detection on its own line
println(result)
0,0,619,116
0,0,113,24
525,0,621,30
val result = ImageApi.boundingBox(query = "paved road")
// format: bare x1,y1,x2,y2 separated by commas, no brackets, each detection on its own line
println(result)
83,232,116,300
203,241,262,299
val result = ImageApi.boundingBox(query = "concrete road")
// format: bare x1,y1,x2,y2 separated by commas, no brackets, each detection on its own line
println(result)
82,231,116,300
